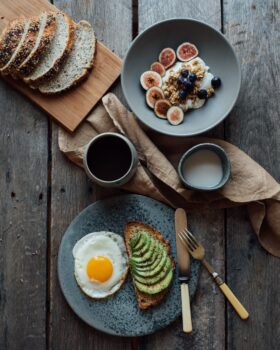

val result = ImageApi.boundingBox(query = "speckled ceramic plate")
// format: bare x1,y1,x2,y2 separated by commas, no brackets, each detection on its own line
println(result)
58,194,200,336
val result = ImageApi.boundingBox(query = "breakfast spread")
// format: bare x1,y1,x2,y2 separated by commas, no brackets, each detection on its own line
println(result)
140,42,222,125
125,221,175,310
72,231,128,299
0,11,96,94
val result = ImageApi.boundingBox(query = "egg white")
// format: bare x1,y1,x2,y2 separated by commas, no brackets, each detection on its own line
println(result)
73,231,128,299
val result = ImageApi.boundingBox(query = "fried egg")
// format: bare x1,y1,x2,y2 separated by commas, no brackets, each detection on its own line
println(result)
72,231,128,299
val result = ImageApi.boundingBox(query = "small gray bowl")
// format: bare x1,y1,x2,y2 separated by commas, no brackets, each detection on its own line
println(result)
121,18,241,137
178,143,231,191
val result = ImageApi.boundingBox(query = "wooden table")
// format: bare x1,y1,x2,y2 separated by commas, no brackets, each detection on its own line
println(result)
1,0,279,349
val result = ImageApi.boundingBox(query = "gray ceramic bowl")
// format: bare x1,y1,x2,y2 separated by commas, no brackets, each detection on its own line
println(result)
178,143,231,191
121,18,241,137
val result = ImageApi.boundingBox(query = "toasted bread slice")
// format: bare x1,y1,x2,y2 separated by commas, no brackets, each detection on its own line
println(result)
0,17,26,69
1,16,41,75
37,20,96,94
17,12,57,77
124,221,175,310
23,12,75,85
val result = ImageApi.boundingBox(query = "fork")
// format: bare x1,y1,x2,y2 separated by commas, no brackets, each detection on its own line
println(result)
178,228,249,320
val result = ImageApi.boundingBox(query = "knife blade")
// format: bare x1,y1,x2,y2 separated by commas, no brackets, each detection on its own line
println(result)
175,208,192,333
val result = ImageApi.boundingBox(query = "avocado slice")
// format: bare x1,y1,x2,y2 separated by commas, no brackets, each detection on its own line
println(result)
134,245,164,272
134,269,173,295
133,249,168,278
132,234,152,258
130,232,141,248
130,242,161,270
131,237,157,263
133,231,149,251
132,257,172,285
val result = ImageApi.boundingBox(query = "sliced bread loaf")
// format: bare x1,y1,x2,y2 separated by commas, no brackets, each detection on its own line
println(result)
17,12,57,77
0,18,26,69
1,16,41,75
38,20,96,94
24,13,75,85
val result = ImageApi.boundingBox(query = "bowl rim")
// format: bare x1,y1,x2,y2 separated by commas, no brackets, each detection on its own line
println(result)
177,142,231,191
121,17,241,137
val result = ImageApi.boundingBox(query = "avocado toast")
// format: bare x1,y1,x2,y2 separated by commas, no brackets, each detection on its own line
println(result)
124,221,175,310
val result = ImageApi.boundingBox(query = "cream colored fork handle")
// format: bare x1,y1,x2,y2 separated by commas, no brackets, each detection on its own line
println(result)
181,283,192,332
219,282,249,320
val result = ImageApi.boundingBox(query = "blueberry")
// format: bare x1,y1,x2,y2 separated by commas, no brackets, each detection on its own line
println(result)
181,69,189,78
188,73,197,82
211,76,221,88
177,76,185,85
179,89,187,99
183,79,194,92
197,89,208,99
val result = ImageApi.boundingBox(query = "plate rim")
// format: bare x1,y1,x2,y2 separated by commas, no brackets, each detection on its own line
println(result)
57,194,200,336
121,17,241,137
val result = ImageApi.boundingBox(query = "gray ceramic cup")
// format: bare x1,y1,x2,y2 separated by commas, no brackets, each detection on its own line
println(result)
178,143,231,191
83,132,138,188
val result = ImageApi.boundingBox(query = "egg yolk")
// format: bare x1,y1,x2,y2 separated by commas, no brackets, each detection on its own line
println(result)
86,256,113,282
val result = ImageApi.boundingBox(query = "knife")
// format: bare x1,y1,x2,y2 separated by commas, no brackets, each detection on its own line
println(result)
175,208,192,333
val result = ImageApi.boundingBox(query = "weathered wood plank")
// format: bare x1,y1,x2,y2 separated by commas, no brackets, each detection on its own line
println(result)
0,82,48,348
224,0,280,349
138,1,225,349
48,0,135,349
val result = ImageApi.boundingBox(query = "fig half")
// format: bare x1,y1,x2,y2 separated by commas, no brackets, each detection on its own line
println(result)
154,99,172,119
176,42,198,62
140,71,162,90
146,87,164,108
158,48,176,69
150,62,166,76
167,106,184,125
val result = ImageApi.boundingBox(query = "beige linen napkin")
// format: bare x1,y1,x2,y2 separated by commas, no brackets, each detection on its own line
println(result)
59,93,280,257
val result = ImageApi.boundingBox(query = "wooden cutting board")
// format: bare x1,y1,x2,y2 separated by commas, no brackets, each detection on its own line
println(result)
0,0,122,132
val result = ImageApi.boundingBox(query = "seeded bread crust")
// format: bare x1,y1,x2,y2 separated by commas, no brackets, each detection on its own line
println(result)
1,16,41,75
17,12,57,77
38,20,96,94
0,18,26,68
24,13,76,85
124,221,175,310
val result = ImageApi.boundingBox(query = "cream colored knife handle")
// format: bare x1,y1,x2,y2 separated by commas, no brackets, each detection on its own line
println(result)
181,283,192,332
219,283,249,320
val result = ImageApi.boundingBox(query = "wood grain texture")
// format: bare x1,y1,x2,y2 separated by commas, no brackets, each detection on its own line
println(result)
224,0,280,349
0,0,122,132
0,81,48,347
48,0,134,349
138,1,225,349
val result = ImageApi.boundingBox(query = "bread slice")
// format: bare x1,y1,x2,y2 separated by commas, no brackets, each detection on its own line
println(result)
23,12,75,85
17,12,57,77
0,18,27,69
124,221,175,310
1,16,40,75
38,20,96,94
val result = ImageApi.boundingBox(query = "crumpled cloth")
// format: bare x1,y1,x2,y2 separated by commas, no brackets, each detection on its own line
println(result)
58,93,280,257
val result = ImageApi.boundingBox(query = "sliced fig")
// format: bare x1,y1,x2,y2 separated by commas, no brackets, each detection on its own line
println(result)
146,87,164,108
140,71,162,90
176,42,198,62
154,99,172,119
158,48,176,69
167,106,184,125
150,62,166,76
